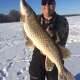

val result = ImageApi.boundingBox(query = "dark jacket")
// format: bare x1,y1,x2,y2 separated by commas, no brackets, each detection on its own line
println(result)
37,13,69,47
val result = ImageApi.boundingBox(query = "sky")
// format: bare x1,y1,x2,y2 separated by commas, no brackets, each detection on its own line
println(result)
0,0,80,15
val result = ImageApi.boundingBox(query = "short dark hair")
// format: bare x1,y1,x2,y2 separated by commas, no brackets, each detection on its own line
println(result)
41,0,56,5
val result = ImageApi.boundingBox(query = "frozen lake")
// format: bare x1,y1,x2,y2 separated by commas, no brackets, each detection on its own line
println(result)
0,16,80,80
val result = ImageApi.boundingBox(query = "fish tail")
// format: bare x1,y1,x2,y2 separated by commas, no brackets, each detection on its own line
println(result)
58,67,75,80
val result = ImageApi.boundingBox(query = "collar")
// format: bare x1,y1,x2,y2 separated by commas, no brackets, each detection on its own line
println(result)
41,12,57,24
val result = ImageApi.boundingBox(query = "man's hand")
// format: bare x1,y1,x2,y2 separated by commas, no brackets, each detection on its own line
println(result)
46,26,54,37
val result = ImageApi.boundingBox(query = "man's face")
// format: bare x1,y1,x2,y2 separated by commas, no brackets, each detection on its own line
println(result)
41,3,55,18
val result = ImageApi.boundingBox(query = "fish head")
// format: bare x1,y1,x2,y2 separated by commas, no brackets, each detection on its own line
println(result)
20,0,36,22
20,0,29,22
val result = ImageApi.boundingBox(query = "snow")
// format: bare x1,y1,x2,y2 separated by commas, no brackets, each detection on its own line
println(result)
0,16,80,80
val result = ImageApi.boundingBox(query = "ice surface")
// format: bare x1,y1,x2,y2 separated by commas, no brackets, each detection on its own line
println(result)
0,16,80,80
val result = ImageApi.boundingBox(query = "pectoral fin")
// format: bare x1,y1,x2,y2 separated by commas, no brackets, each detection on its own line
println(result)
59,45,71,59
25,37,35,48
23,29,35,49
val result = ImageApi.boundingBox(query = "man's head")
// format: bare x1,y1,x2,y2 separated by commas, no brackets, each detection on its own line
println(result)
41,0,56,19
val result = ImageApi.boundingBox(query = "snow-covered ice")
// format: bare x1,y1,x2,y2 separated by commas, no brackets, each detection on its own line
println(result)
0,16,80,80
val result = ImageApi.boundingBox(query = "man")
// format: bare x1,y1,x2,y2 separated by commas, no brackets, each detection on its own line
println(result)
24,0,69,80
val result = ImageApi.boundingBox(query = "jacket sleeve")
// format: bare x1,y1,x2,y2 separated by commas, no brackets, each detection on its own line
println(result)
57,16,69,47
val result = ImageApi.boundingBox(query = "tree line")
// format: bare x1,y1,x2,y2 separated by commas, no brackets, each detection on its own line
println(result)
0,9,80,23
0,10,20,23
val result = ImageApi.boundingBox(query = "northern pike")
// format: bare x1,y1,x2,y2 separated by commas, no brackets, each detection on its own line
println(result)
20,0,75,80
